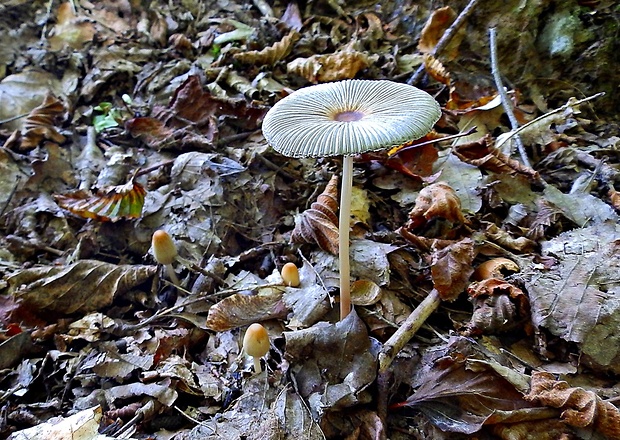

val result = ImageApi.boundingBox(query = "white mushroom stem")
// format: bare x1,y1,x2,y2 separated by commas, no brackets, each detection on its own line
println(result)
164,264,181,287
252,357,262,373
339,155,353,320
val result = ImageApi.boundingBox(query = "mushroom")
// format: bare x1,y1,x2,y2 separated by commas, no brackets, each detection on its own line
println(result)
281,262,300,287
262,80,441,320
151,230,181,287
243,323,270,373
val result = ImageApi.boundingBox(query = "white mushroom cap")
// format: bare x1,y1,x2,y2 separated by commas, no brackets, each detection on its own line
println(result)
262,79,441,158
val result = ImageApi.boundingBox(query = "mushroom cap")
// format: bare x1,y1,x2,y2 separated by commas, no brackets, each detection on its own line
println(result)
152,230,178,265
281,262,300,287
243,323,270,358
262,79,441,158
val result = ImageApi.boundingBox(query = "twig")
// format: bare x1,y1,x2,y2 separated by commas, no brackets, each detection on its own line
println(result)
488,27,531,168
388,127,477,157
378,289,442,373
408,0,481,85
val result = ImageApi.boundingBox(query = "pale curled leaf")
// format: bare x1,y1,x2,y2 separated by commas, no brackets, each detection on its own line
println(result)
234,31,300,65
287,49,369,83
8,260,156,314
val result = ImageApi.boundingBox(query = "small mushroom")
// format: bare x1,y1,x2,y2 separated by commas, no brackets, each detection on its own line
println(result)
281,262,300,287
151,230,181,287
262,80,441,320
243,323,270,373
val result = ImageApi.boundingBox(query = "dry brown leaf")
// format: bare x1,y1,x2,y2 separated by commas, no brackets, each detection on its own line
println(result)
466,278,530,335
417,6,463,60
404,182,466,234
48,2,96,50
287,49,369,83
430,237,475,301
205,287,288,332
234,31,300,65
453,136,540,180
291,175,339,254
483,223,537,253
7,260,156,315
423,53,451,85
526,371,620,438
3,94,66,151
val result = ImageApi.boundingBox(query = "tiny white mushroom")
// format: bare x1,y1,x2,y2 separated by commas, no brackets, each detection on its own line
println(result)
262,80,441,320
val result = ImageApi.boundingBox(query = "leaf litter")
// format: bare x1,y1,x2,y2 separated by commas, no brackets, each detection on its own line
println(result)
0,0,619,439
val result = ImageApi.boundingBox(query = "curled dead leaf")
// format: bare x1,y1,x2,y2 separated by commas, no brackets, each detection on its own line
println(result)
526,371,620,438
417,6,456,54
4,94,66,151
423,54,451,86
291,175,339,255
466,278,530,335
404,182,466,236
287,49,369,83
234,31,300,65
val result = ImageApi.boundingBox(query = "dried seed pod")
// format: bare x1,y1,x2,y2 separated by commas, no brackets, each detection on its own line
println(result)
234,31,300,66
287,49,369,83
291,175,339,254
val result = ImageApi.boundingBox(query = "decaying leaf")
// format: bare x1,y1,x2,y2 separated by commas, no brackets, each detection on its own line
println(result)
423,53,451,86
54,178,146,222
395,336,534,435
404,182,466,235
417,6,457,55
292,175,339,255
287,49,369,83
466,278,530,335
453,135,539,180
284,310,378,418
48,2,96,50
7,260,156,315
205,286,288,332
523,222,620,373
234,31,300,65
3,94,66,151
430,237,475,301
525,371,620,438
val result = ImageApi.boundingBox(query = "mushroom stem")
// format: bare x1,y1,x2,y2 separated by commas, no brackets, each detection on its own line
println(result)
164,263,181,287
253,357,262,373
339,155,353,320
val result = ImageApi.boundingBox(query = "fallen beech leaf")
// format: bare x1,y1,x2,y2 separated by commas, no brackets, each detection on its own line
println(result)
55,179,146,222
418,6,456,54
292,175,339,254
48,2,96,50
7,405,104,440
234,31,300,65
7,260,156,315
404,182,466,234
526,371,620,438
483,223,536,253
430,237,475,301
3,94,66,151
453,135,539,180
287,49,369,83
205,287,288,331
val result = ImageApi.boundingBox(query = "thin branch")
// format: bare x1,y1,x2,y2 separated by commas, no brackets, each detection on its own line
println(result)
488,27,531,168
408,0,481,85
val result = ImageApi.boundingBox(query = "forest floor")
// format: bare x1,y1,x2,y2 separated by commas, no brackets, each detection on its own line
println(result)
1,0,620,439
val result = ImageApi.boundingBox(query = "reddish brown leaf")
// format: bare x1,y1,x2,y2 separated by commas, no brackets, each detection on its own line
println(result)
430,237,475,301
526,371,620,438
291,175,339,255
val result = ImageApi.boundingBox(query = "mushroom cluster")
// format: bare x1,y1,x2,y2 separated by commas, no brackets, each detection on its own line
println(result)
262,79,441,320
